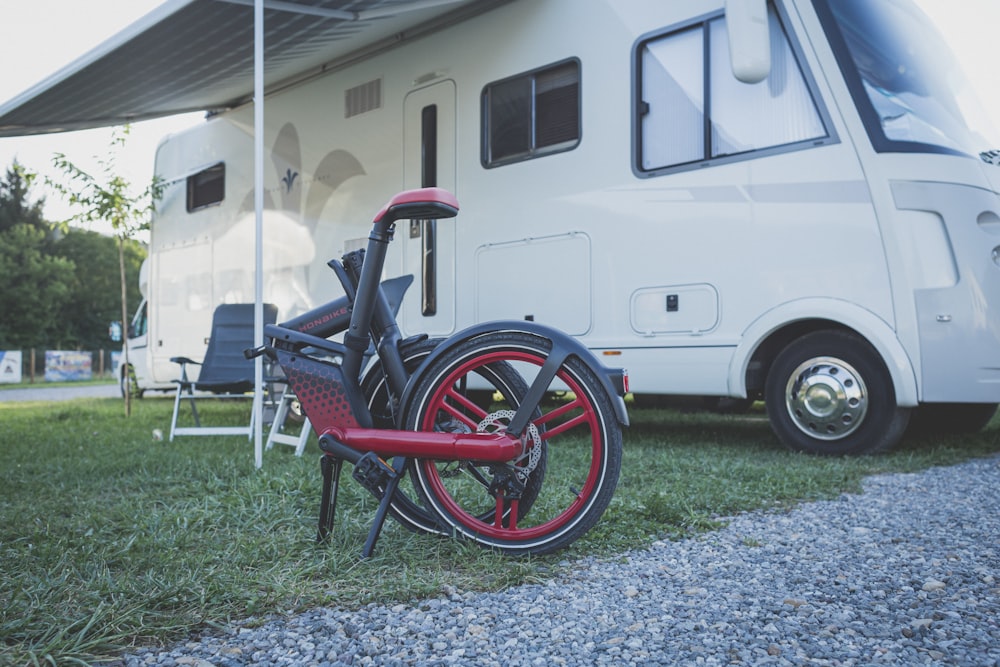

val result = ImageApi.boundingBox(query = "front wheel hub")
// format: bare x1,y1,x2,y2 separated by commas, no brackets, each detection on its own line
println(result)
785,357,867,440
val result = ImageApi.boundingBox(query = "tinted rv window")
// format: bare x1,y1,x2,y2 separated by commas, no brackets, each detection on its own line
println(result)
813,0,996,157
482,60,581,167
635,6,830,176
186,163,225,212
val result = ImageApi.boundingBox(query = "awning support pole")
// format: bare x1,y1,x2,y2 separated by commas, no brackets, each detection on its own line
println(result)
253,0,265,469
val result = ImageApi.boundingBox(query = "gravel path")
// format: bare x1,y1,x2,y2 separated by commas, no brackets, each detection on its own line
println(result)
0,383,119,402
120,454,1000,667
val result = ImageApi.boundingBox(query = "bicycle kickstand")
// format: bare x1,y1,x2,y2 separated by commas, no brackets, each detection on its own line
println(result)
317,454,343,543
316,434,408,557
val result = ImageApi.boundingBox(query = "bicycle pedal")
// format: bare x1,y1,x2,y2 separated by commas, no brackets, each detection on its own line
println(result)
352,451,397,496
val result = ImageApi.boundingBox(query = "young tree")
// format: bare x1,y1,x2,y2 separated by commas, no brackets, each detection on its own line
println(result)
49,126,163,416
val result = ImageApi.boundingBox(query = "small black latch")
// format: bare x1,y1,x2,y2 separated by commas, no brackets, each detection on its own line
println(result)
666,294,679,312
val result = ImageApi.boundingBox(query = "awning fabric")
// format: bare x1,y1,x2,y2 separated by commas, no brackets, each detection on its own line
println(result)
0,0,497,137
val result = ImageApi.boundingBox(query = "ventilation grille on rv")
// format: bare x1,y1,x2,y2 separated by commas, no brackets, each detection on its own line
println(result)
345,79,382,118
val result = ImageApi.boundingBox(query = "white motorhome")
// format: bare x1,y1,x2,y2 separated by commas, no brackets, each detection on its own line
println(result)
118,0,1000,455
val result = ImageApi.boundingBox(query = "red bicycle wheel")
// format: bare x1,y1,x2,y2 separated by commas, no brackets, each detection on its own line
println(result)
405,331,622,555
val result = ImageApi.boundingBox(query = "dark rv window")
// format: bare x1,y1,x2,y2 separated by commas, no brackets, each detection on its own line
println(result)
420,104,438,316
482,59,581,167
634,4,832,177
186,163,225,212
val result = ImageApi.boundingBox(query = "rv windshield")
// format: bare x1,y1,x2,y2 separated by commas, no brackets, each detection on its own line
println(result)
815,0,998,157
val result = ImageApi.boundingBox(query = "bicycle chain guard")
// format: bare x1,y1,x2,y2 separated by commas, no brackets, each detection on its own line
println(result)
276,349,363,432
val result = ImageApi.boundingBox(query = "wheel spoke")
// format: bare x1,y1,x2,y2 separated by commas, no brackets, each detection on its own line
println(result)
488,497,518,530
438,383,489,428
534,397,591,440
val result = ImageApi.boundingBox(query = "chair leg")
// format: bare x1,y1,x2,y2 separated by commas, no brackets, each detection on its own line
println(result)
247,402,255,441
295,418,312,456
187,389,201,427
169,384,184,441
265,390,292,451
267,390,312,456
169,383,201,441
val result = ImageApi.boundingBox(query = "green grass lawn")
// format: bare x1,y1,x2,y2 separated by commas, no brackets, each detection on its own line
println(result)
1,396,997,665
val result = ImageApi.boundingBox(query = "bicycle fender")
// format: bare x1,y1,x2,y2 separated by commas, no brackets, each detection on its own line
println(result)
398,320,629,428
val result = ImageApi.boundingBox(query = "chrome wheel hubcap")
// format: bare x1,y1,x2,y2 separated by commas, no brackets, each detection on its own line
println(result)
785,357,867,440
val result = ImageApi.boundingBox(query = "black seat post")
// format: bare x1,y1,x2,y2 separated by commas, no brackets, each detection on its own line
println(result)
341,218,394,382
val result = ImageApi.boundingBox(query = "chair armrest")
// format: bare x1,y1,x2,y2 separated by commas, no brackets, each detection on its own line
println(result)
170,356,202,366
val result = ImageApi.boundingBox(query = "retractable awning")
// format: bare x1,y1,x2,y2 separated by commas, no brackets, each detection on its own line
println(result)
0,0,499,137
2,0,508,468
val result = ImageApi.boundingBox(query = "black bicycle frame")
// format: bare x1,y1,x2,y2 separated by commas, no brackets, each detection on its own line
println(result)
277,261,415,417
247,187,627,558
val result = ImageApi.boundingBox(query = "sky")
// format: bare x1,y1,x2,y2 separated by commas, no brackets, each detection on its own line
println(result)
1,0,999,231
0,1,201,231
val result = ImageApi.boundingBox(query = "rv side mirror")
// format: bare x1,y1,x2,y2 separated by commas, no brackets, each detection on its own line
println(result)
725,0,771,84
109,321,123,343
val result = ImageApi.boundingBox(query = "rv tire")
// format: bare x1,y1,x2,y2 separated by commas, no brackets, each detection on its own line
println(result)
764,330,910,456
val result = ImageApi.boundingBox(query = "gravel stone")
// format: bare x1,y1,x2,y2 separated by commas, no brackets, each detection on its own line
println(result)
116,454,1000,666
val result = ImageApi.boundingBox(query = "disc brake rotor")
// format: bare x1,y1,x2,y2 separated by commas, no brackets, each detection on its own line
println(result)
477,409,542,481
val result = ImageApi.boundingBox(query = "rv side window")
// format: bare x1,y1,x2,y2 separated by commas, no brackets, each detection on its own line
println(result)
635,6,829,176
130,300,148,338
186,163,225,212
482,59,581,167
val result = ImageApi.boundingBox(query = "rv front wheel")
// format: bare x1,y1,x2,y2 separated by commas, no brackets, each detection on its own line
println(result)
764,330,909,455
